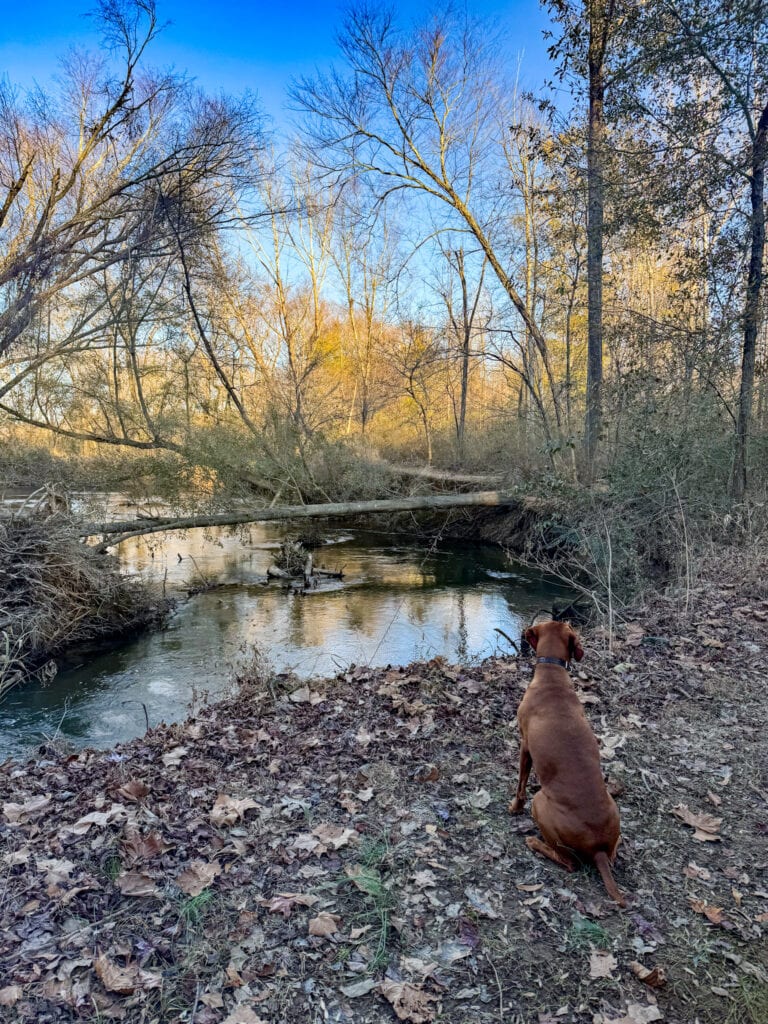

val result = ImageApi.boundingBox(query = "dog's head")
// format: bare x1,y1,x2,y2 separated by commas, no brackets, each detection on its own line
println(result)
523,620,584,662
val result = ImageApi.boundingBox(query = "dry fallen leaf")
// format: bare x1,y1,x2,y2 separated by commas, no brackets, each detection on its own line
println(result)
289,685,324,704
161,746,188,767
706,790,722,807
210,794,259,826
175,859,221,896
95,956,137,996
116,779,149,802
37,857,76,885
589,950,618,979
0,986,23,1007
3,794,52,824
629,961,667,988
94,955,162,995
221,1007,269,1024
312,822,357,849
465,887,500,919
262,892,318,917
122,830,172,863
683,862,711,881
308,911,341,937
115,871,161,898
378,979,440,1023
671,804,722,841
594,1005,663,1024
340,978,378,998
66,804,127,835
689,899,736,929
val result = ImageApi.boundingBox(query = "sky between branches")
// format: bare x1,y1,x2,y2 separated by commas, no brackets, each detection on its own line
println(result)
0,0,554,128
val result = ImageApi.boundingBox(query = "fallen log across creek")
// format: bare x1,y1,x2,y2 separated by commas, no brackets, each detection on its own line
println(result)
79,490,528,550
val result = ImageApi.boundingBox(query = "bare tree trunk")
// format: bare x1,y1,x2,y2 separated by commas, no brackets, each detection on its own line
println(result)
584,0,614,479
731,102,768,499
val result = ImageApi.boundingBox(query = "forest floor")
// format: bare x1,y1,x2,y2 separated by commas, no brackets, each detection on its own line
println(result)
1,559,767,1024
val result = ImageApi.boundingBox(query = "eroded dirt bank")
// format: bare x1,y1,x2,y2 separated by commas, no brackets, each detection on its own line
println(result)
1,565,767,1024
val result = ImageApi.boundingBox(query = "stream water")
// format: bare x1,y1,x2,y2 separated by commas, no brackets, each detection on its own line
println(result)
0,510,568,760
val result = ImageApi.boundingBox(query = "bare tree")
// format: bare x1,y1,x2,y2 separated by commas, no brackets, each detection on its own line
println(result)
293,5,565,436
0,0,262,365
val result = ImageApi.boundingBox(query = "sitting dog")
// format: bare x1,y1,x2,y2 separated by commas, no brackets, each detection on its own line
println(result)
509,620,626,906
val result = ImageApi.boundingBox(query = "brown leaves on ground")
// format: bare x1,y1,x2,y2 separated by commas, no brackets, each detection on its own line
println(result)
307,911,341,936
210,793,259,826
94,955,161,995
671,803,722,841
121,829,172,863
629,961,667,988
378,979,440,1022
3,794,51,824
0,985,23,1006
115,870,161,897
221,1006,269,1024
689,898,736,930
594,1004,663,1024
589,950,618,978
1,568,767,1024
262,892,318,917
175,858,221,896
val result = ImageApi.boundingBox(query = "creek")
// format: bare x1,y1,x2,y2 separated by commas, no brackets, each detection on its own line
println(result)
0,509,569,759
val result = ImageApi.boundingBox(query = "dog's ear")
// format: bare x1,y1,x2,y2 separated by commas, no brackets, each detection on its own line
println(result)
569,628,584,662
523,626,539,650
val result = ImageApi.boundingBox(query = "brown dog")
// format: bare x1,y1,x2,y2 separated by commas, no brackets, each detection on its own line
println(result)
509,620,626,906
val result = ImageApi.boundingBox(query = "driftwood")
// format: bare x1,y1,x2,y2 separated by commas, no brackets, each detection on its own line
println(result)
315,566,344,580
266,565,292,579
267,562,344,585
82,491,524,549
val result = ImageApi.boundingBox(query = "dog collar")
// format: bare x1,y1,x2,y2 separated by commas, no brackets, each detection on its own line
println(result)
535,656,570,670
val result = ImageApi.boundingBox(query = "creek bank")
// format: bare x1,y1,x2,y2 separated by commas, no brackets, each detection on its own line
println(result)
1,559,767,1024
0,516,170,696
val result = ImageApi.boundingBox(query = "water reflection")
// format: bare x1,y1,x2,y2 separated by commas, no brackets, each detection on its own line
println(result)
0,522,567,759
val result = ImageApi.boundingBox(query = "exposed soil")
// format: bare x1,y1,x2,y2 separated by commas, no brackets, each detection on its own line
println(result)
1,561,767,1024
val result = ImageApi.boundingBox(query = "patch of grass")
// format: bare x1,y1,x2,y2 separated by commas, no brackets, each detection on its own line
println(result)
335,945,352,966
566,913,611,950
726,979,768,1024
103,855,123,882
359,834,389,869
341,832,396,972
177,890,215,929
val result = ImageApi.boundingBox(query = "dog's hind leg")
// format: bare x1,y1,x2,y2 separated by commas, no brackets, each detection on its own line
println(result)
509,741,532,814
525,835,578,872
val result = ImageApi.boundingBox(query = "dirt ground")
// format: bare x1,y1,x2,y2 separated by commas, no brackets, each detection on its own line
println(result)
1,563,767,1024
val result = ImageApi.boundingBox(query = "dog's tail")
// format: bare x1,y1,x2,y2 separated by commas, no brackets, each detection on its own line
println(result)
594,851,627,907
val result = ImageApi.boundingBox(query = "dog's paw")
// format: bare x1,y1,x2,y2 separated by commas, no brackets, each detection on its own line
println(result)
508,797,525,815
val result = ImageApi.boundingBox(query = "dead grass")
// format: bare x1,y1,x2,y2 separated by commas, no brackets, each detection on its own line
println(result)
0,515,166,694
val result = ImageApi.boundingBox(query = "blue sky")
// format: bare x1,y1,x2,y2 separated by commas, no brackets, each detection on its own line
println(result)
0,0,555,126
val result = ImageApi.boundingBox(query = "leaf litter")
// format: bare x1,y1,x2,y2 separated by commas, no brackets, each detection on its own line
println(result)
0,564,767,1023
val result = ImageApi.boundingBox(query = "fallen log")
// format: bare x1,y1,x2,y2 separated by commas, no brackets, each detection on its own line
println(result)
81,491,524,549
266,565,293,579
368,458,503,486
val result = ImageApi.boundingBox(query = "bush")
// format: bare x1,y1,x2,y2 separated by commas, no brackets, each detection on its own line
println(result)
0,514,166,695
